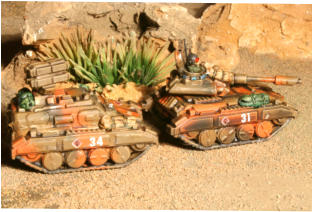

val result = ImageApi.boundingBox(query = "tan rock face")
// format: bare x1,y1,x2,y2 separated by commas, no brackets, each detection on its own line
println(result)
1,53,31,110
22,2,119,45
194,4,312,71
196,4,241,71
143,4,200,42
266,4,312,21
22,2,200,45
229,4,312,59
21,3,312,72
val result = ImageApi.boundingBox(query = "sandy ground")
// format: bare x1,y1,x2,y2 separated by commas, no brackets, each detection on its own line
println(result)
1,2,312,210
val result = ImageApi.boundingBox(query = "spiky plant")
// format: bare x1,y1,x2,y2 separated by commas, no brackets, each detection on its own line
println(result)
69,39,123,87
38,27,121,86
37,27,94,77
37,28,176,87
116,35,176,86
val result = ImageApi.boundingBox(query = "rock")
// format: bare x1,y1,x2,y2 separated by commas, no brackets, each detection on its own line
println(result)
142,4,200,42
265,4,312,21
196,4,241,71
194,4,312,71
22,2,201,46
22,2,119,45
18,2,312,72
1,53,31,111
229,4,312,59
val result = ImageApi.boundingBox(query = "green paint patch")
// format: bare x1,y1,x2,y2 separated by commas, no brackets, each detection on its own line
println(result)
238,93,270,108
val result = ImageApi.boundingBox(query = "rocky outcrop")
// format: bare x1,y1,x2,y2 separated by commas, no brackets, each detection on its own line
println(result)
196,4,241,71
1,53,31,111
22,2,201,45
229,4,312,59
21,3,312,72
196,4,312,70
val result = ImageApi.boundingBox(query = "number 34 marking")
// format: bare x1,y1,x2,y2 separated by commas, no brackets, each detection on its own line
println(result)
90,136,104,147
241,113,251,123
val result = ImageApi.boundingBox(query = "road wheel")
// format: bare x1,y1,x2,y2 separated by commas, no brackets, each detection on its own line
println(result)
65,150,86,168
237,124,254,141
217,127,236,144
256,121,273,138
198,130,216,147
22,153,42,162
42,152,63,171
88,148,110,166
184,131,199,140
111,146,131,164
131,144,148,152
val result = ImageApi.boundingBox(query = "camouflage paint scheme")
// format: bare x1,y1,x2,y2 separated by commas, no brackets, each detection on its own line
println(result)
8,48,302,172
10,88,158,173
148,49,301,150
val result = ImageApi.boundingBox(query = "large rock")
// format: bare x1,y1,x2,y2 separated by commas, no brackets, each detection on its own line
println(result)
1,53,31,111
229,4,312,59
22,2,201,45
21,3,312,72
195,4,312,71
196,4,241,71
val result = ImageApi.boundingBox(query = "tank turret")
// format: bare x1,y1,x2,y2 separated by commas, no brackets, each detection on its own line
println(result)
167,65,302,96
167,41,301,96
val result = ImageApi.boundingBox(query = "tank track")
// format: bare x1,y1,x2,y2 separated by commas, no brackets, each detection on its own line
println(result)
179,118,292,151
16,145,151,174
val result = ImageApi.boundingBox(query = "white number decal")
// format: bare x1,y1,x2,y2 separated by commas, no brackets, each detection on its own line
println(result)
89,136,104,147
90,137,96,147
241,113,251,123
97,136,103,146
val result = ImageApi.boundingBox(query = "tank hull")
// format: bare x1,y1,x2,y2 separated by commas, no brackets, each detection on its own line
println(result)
166,104,296,136
10,88,158,173
152,84,297,150
12,128,157,174
12,129,158,159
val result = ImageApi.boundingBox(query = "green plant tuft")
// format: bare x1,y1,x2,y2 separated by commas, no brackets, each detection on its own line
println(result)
38,27,176,87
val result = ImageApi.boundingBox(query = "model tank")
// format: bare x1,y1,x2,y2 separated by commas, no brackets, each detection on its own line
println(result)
10,87,158,173
147,43,301,150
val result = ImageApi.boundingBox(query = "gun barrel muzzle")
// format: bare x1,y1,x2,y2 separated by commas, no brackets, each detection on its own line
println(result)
275,76,302,85
235,75,302,85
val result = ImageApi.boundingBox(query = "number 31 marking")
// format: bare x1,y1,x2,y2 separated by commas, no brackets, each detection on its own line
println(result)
241,113,251,123
90,136,104,147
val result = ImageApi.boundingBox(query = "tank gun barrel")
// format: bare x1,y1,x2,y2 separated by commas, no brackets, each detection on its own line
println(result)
207,66,302,86
234,75,302,85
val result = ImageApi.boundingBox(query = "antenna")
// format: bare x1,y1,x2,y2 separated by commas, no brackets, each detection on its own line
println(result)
183,39,188,62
